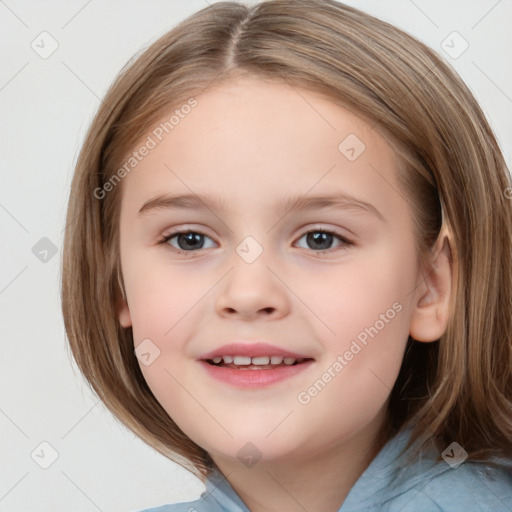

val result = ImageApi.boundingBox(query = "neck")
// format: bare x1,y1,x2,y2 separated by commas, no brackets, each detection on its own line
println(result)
210,412,389,512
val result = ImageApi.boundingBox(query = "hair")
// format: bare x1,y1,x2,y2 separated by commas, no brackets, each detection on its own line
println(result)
61,0,512,481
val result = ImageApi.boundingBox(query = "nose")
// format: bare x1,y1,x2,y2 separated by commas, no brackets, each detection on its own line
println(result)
215,256,290,321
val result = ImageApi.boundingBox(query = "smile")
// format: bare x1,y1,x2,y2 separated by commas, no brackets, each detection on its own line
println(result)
199,357,315,387
206,355,309,369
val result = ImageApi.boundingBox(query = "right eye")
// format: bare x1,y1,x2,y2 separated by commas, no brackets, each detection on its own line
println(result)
159,230,217,255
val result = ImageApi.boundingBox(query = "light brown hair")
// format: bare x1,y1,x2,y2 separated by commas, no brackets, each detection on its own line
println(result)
61,0,512,480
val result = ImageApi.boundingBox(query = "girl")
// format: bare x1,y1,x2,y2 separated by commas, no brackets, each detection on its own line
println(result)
61,1,512,510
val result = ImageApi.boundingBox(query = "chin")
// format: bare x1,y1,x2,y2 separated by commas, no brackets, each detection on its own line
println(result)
208,430,314,465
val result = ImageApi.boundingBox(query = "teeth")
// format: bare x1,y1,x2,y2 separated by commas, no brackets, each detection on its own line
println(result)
210,355,303,366
233,356,252,365
251,356,270,365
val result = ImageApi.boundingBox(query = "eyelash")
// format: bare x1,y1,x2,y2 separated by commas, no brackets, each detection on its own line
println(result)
158,228,354,256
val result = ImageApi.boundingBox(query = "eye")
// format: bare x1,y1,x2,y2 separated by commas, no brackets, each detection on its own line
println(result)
160,230,216,254
295,229,353,253
159,228,353,256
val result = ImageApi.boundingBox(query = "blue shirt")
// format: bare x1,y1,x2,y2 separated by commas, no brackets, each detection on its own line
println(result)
139,427,512,511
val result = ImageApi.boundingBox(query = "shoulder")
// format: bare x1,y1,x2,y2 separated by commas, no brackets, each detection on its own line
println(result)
395,461,512,512
340,427,512,512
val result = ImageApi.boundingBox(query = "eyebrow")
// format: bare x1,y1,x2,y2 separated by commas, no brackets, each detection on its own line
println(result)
138,192,385,222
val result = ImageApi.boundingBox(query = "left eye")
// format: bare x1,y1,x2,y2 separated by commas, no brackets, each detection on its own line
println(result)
160,229,352,254
296,230,352,252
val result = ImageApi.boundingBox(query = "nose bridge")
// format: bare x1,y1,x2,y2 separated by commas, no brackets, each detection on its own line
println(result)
215,233,288,318
229,233,274,291
235,234,267,266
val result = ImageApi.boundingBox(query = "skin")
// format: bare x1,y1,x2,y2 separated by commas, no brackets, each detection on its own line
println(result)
117,75,453,511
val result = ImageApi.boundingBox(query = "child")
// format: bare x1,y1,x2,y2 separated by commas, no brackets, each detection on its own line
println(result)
61,0,512,510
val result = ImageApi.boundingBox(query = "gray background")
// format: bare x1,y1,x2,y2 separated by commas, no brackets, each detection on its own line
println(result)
1,0,511,510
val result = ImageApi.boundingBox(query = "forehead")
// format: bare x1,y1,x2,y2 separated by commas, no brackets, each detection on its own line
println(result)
118,76,406,221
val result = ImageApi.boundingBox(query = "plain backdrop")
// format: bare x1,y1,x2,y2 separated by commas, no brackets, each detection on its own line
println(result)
1,0,511,510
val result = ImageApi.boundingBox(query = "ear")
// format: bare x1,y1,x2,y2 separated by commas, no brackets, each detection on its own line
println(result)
115,271,132,328
118,296,132,328
409,225,454,343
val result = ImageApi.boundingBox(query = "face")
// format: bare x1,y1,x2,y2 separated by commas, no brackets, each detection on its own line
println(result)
117,75,426,466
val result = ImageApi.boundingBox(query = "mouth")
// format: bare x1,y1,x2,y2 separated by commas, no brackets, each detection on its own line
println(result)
197,342,316,387
204,355,314,370
199,354,316,388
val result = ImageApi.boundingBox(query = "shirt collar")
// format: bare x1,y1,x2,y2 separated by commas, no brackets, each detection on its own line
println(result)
339,426,453,510
202,426,452,511
204,468,251,511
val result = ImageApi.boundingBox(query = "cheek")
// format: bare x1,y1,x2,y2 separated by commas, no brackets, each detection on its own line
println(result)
291,253,413,442
120,258,201,387
124,253,206,341
308,247,415,392
306,246,415,345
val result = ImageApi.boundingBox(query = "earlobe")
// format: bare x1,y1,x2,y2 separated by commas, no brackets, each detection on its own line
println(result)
116,267,132,328
118,299,132,328
409,225,454,343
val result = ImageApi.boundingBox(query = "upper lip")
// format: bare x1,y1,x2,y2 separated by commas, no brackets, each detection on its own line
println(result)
198,342,314,360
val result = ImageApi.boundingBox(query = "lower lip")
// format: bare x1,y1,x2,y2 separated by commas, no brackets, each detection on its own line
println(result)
198,360,315,388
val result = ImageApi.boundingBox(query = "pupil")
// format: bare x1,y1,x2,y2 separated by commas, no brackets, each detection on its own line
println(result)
308,232,333,250
178,233,203,250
